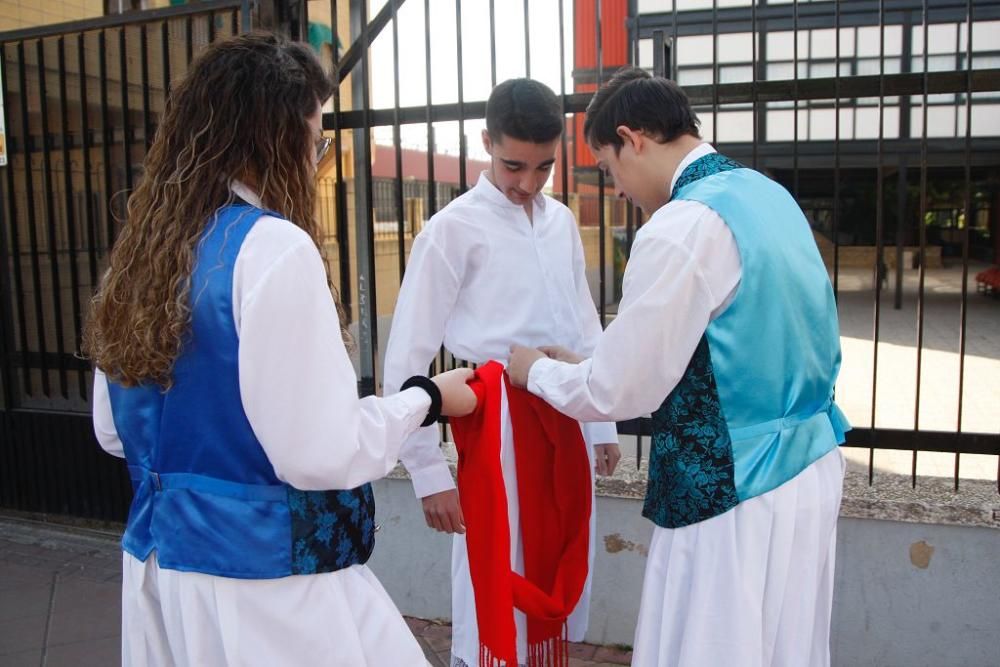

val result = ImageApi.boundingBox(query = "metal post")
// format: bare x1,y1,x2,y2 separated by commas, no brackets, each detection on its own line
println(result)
652,29,665,77
894,160,907,313
255,0,307,38
241,0,252,33
350,0,377,396
894,13,914,311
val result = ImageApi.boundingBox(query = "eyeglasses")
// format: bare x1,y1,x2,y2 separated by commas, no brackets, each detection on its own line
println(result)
316,137,332,163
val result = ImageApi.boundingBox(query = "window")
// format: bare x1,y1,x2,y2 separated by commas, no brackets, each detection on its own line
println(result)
105,0,149,13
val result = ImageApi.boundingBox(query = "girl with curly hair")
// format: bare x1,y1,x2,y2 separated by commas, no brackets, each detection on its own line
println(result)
85,32,474,666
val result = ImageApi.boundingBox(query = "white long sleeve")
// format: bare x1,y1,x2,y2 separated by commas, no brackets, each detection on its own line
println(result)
527,152,743,422
236,227,430,490
382,233,462,498
92,369,125,458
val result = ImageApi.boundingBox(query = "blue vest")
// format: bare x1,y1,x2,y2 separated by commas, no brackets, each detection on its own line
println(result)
107,204,375,579
643,154,850,529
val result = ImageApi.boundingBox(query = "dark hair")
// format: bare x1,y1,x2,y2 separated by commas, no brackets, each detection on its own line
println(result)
84,32,346,387
584,67,700,152
485,78,563,143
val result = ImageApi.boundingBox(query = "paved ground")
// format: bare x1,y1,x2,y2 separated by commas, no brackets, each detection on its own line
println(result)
831,264,999,482
0,516,631,667
410,616,631,667
834,263,999,436
0,518,121,667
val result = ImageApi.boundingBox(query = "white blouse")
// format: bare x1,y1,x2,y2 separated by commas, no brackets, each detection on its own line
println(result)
92,181,432,491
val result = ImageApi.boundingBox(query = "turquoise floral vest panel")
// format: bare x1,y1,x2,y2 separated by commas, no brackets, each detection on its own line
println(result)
643,154,850,529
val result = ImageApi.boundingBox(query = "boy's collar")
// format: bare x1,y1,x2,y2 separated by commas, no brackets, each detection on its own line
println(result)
474,171,547,214
668,143,716,195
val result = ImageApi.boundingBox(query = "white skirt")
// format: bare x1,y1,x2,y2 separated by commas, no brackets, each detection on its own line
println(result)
121,552,428,666
450,381,596,667
631,447,846,667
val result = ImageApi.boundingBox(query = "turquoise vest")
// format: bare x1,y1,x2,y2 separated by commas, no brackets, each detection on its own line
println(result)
644,154,850,529
107,203,375,578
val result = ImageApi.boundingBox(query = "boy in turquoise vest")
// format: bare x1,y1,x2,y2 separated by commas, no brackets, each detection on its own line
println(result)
509,68,848,667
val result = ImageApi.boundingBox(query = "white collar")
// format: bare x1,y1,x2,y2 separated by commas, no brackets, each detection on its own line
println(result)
668,143,717,196
473,171,547,214
230,179,264,209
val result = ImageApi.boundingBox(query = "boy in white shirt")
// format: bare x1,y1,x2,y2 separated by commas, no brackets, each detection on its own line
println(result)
383,78,621,667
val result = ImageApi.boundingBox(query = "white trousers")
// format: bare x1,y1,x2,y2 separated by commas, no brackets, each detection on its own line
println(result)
631,447,846,667
121,552,428,666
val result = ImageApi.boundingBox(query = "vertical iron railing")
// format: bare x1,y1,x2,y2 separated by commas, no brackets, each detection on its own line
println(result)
625,0,999,489
914,0,929,488
329,0,353,321
324,0,1000,491
0,0,250,520
869,0,887,485
391,0,405,281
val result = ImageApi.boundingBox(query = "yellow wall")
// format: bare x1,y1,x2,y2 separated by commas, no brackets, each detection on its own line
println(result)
0,0,104,32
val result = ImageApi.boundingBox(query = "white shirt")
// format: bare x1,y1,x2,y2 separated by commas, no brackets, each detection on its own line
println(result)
383,172,619,498
527,143,744,422
92,181,432,491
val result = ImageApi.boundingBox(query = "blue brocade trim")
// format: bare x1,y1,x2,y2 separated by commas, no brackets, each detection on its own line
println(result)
289,484,376,575
671,153,745,200
643,337,739,529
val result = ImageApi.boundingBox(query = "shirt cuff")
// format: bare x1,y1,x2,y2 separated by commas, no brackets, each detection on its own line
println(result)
582,421,619,447
526,356,562,397
396,387,434,434
409,461,457,498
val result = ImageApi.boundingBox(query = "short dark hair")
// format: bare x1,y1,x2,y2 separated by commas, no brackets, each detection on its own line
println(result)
485,78,563,144
584,67,700,152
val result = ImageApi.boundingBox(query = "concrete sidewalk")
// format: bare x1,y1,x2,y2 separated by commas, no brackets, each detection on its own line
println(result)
0,517,121,666
0,516,631,667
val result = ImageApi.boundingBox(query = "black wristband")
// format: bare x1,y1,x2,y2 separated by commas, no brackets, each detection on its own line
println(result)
401,375,442,428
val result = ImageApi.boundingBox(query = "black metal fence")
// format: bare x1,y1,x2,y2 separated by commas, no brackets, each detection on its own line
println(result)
0,0,248,520
324,0,1000,491
627,0,1000,489
0,0,997,522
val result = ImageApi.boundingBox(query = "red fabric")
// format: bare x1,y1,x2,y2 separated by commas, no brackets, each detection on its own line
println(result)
975,266,1000,290
450,361,592,667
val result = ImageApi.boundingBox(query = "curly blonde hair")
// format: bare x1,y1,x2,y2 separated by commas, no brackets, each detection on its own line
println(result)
84,33,348,388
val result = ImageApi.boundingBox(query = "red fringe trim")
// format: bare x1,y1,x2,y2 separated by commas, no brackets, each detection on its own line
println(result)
479,623,570,667
479,643,505,667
